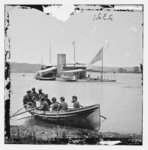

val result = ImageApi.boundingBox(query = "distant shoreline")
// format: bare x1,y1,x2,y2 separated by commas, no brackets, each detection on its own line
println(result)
10,62,141,74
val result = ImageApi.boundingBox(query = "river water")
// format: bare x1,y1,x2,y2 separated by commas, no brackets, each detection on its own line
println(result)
10,73,142,134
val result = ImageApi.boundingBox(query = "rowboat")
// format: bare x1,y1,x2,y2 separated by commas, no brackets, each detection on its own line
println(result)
36,76,56,80
59,69,85,82
60,74,77,81
35,66,57,81
26,104,101,130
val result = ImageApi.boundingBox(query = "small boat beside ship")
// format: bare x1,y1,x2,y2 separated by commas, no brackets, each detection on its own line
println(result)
34,66,57,80
26,104,102,130
59,69,85,82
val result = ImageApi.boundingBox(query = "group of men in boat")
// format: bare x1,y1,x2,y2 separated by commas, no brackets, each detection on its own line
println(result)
23,88,83,111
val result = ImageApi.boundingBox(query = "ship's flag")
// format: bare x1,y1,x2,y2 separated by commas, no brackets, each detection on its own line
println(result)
89,47,103,65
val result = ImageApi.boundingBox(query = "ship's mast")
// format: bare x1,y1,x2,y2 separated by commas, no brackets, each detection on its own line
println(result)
41,56,43,69
101,48,103,81
73,41,76,67
74,41,75,63
49,43,51,64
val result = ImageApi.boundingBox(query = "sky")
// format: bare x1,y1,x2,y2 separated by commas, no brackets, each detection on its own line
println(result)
7,4,143,67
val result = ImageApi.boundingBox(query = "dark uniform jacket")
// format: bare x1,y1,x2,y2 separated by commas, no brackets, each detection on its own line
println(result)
23,94,33,106
38,92,45,101
60,102,68,111
73,101,81,109
45,98,52,106
31,91,39,100
52,102,61,111
40,101,49,111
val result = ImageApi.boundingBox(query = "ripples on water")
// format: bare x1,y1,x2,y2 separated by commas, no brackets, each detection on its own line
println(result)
10,73,142,134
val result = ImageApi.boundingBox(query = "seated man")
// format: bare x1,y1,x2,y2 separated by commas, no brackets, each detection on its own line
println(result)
38,89,45,101
23,90,34,108
72,95,83,109
51,97,61,111
59,97,68,111
36,89,45,108
37,97,49,111
30,87,39,107
31,88,39,101
44,94,52,107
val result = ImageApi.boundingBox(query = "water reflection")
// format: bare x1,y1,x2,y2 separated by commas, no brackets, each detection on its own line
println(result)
25,117,98,133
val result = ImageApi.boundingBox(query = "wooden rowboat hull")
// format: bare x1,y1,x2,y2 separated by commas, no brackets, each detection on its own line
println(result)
27,104,101,130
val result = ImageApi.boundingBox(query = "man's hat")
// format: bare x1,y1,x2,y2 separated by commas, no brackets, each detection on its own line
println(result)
72,95,77,99
27,90,31,93
45,94,48,97
32,87,35,90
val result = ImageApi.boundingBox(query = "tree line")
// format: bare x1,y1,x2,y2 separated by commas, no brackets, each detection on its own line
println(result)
118,65,142,73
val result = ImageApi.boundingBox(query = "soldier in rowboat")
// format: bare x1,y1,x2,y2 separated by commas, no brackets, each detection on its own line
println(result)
23,90,35,108
31,88,39,100
44,94,52,108
51,97,61,111
37,97,49,111
38,89,45,101
59,97,68,111
72,95,83,109
31,88,39,106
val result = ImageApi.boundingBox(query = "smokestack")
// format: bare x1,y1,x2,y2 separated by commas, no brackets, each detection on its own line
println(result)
57,54,66,75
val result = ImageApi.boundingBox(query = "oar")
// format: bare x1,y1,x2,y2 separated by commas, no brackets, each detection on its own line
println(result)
100,115,107,120
17,114,39,121
17,115,32,120
10,107,36,118
10,110,30,118
11,104,31,118
17,112,44,121
11,106,42,119
11,107,25,117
